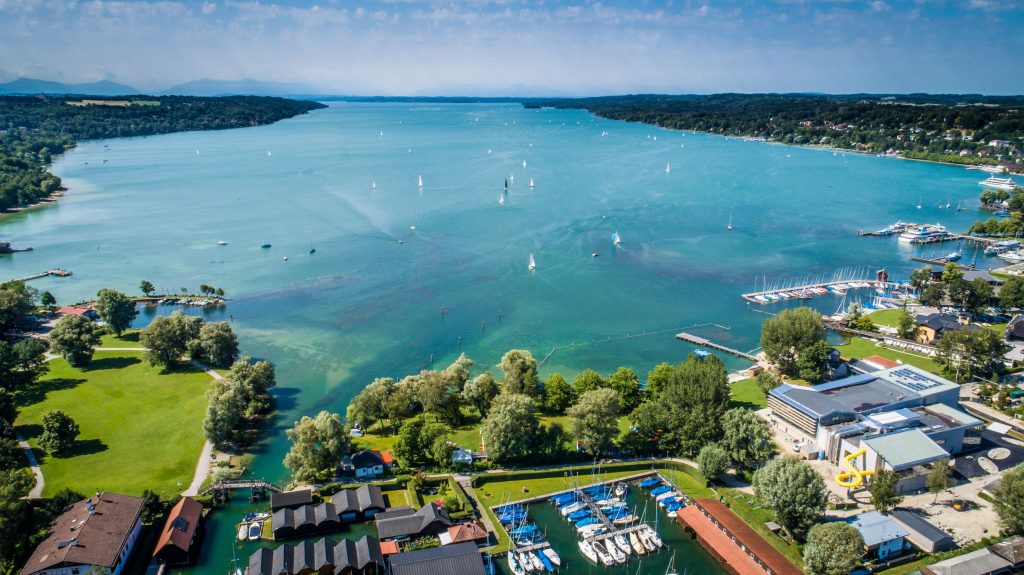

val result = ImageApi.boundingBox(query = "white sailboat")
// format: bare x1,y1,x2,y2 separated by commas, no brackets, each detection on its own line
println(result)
613,231,621,245
728,211,733,231
371,181,376,190
510,174,515,184
522,160,527,168
499,193,505,205
529,177,534,189
665,162,671,174
528,254,536,270
916,195,922,209
418,175,423,188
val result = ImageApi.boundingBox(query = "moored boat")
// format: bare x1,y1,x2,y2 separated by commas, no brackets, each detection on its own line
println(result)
247,522,262,541
579,540,599,563
237,523,248,541
542,547,561,567
630,531,646,555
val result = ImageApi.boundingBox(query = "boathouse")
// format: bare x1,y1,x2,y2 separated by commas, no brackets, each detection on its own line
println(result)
676,499,803,575
270,489,312,512
374,503,452,541
387,542,485,575
152,496,204,566
271,484,385,539
246,536,384,575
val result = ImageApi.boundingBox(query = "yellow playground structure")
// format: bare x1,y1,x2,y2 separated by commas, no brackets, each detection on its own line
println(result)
835,447,875,488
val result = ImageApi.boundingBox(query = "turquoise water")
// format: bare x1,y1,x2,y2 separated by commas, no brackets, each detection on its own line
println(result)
0,102,998,574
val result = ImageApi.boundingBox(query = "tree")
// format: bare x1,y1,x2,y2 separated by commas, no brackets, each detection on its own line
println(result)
39,291,56,308
497,349,541,398
94,288,138,336
625,401,670,455
0,281,37,333
755,371,783,395
193,321,238,368
920,283,945,307
760,307,826,377
999,276,1024,310
936,327,1009,381
646,362,675,398
462,373,500,418
0,338,48,391
896,309,917,339
203,379,248,448
696,443,730,481
348,377,395,430
139,280,155,296
416,369,463,427
481,393,539,466
803,522,865,575
572,369,605,394
542,373,576,414
909,266,934,293
869,468,903,513
49,314,100,367
994,464,1024,535
393,416,451,468
226,357,276,417
0,468,34,569
567,388,620,456
927,459,951,503
384,377,420,431
0,390,16,425
140,311,203,366
720,408,775,469
38,410,80,455
660,355,731,456
607,367,643,412
797,340,832,384
753,456,827,539
283,411,350,483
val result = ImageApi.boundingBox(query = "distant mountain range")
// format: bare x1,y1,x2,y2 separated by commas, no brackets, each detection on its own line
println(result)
160,78,323,97
0,77,139,96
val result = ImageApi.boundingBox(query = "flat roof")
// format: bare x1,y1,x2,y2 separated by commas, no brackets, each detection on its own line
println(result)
922,403,983,428
888,509,955,551
863,429,950,469
848,511,910,547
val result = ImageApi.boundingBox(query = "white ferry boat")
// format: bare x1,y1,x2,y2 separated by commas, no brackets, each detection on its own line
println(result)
898,223,952,244
979,176,1018,191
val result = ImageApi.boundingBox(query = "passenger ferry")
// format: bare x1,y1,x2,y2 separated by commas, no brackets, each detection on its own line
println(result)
898,223,952,244
979,176,1019,191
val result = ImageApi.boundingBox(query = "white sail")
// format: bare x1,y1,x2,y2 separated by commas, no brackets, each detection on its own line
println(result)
613,231,621,245
530,178,535,188
529,254,536,270
522,160,527,168
499,194,505,205
728,211,733,230
418,175,423,187
665,162,670,173
371,181,376,190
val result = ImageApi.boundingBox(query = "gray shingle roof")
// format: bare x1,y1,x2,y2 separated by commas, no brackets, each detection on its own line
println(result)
246,537,383,575
388,542,485,575
270,489,312,511
889,509,955,552
351,450,384,469
375,503,452,540
924,548,1011,575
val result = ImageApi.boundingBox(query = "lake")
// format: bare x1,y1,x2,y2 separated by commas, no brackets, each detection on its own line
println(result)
0,101,996,575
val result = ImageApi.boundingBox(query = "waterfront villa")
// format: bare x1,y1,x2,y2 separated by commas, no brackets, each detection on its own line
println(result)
22,493,144,575
767,365,983,492
438,521,489,547
152,496,204,566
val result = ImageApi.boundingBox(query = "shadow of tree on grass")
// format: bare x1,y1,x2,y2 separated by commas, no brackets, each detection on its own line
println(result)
13,378,86,407
82,356,141,372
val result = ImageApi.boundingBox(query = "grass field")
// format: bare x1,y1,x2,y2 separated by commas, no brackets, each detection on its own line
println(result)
866,308,907,328
15,350,212,497
836,336,942,374
98,330,143,348
729,378,767,409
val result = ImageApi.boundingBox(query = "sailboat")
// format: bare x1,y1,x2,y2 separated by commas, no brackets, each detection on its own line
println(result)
665,162,671,174
504,178,509,191
728,211,734,231
916,195,922,209
418,175,423,188
529,177,534,189
371,181,376,190
665,552,678,575
523,160,527,168
499,193,505,205
528,254,536,271
613,231,621,245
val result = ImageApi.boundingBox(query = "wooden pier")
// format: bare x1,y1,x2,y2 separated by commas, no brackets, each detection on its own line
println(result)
199,478,282,505
10,269,72,283
675,332,758,362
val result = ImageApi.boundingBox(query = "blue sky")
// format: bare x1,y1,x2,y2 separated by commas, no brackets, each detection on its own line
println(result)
0,0,1022,95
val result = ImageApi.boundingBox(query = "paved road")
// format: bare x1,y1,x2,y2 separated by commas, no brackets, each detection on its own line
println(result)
184,359,222,496
15,433,44,498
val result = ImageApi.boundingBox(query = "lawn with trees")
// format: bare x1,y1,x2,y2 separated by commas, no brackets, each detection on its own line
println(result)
14,350,212,496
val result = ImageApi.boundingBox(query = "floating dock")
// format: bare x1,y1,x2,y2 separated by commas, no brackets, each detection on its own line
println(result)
740,280,899,305
675,332,758,362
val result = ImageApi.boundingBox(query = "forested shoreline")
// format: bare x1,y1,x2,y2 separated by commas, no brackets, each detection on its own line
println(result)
529,93,1024,172
0,95,325,212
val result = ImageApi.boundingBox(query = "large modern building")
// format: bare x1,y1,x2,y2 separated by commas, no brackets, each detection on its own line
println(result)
768,365,983,491
22,493,144,575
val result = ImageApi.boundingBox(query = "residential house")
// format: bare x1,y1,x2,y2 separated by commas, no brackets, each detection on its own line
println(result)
889,509,955,553
152,497,204,566
963,269,1005,287
55,307,96,319
989,536,1024,570
22,493,144,575
351,450,384,478
331,484,386,521
387,542,485,575
438,522,489,547
374,503,452,541
848,511,910,560
914,312,976,345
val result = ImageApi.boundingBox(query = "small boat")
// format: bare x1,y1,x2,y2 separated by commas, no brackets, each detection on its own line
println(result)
510,174,515,183
247,522,262,541
560,501,585,516
728,210,733,231
309,248,316,254
639,531,657,552
371,181,376,190
578,523,604,538
217,240,228,245
630,531,646,555
666,552,678,575
614,534,632,556
528,551,544,571
579,540,599,563
528,254,536,271
529,177,535,188
282,256,288,261
592,251,599,257
568,509,591,521
504,178,508,191
639,477,661,488
499,193,505,205
237,523,248,541
418,175,423,187
542,548,561,567
644,526,664,548
604,539,626,563
535,550,553,571
575,517,599,530
613,514,638,525
260,243,272,249
523,160,527,168
650,485,672,497
508,552,526,575
613,231,621,245
665,162,671,174
592,541,615,566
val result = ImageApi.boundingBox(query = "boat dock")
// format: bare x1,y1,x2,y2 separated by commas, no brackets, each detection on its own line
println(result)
675,332,758,362
741,279,899,305
575,485,615,532
10,268,72,283
587,523,653,544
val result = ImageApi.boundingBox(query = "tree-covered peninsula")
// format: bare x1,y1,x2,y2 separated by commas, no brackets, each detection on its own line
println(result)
0,95,325,212
531,93,1024,171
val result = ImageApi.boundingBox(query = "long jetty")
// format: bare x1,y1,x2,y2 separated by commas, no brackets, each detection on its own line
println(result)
676,332,758,362
741,279,897,305
11,269,72,283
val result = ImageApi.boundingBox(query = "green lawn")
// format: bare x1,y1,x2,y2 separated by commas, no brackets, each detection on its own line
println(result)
15,350,212,497
836,336,942,374
98,330,143,348
729,378,767,409
866,308,907,328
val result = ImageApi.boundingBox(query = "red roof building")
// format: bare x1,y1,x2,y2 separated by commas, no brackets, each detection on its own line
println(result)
380,450,395,466
675,499,803,575
153,497,204,566
56,306,92,317
439,522,489,546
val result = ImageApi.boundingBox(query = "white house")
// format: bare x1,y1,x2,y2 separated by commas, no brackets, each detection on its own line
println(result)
350,450,384,478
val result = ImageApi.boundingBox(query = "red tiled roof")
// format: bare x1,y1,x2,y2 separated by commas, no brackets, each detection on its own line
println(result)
56,307,91,316
864,355,901,368
23,493,144,575
676,499,803,575
446,522,488,544
153,497,202,557
381,451,395,465
379,541,400,556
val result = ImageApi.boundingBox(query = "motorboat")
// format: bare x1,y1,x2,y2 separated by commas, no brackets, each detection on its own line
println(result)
247,522,262,541
614,482,627,497
979,176,1018,191
603,539,626,563
898,223,952,244
237,523,248,541
542,547,561,567
217,240,228,245
507,551,526,575
260,243,272,249
614,534,632,556
592,541,616,566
